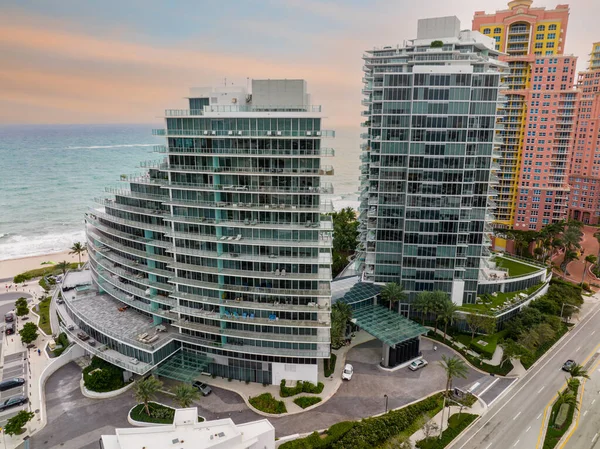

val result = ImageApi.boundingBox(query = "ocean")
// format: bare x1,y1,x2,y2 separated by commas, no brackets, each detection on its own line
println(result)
0,124,361,261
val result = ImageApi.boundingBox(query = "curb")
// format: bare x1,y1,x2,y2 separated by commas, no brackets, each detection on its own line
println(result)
127,402,205,427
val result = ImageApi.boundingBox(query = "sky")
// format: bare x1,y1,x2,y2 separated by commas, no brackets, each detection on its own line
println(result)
0,0,598,128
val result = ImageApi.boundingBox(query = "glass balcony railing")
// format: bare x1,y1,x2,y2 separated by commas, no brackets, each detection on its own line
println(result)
87,215,172,250
97,198,170,219
89,209,169,233
157,129,335,138
167,182,333,195
173,319,329,343
104,188,168,203
165,231,332,249
172,246,331,265
164,105,323,116
91,253,173,292
163,197,333,213
153,145,335,157
163,215,333,231
160,164,334,176
89,241,173,278
87,230,173,264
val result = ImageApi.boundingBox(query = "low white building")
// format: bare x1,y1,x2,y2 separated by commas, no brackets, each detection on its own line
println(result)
100,408,275,449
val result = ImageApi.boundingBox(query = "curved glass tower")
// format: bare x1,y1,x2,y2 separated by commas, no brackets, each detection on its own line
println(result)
64,80,334,384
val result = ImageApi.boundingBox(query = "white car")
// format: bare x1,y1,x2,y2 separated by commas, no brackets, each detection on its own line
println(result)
408,359,428,371
342,364,354,380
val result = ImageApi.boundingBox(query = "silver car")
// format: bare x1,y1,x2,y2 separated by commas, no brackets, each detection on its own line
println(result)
408,359,428,371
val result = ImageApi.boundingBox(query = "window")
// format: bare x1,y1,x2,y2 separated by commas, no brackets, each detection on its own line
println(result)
494,27,502,34
537,25,545,31
549,24,557,30
546,42,555,48
548,33,556,39
495,36,501,42
536,34,544,40
483,28,491,35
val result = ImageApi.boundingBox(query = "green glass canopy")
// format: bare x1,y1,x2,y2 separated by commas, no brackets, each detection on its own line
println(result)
351,304,428,347
155,349,213,383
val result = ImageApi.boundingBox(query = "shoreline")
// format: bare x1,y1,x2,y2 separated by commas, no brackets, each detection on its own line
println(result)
0,250,89,280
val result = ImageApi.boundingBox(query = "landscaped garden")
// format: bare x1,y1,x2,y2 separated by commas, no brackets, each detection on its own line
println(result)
36,296,52,334
459,282,545,314
82,356,125,393
294,396,322,409
249,393,287,414
494,255,542,277
416,413,478,449
543,378,581,449
280,380,324,398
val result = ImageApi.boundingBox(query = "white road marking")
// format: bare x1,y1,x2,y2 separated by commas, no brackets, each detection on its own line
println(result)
537,386,545,394
593,433,599,443
526,425,532,432
592,331,596,335
513,439,520,447
485,444,492,449
576,346,581,352
583,410,588,417
513,411,522,420
537,413,542,420
592,399,596,405
468,382,481,393
479,378,500,397
454,305,600,449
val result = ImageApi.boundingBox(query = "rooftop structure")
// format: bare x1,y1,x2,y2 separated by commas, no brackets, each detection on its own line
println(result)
359,17,505,306
100,409,275,449
60,79,335,385
472,1,574,231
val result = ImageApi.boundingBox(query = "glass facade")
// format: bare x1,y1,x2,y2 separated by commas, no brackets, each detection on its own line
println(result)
359,33,505,305
79,82,334,383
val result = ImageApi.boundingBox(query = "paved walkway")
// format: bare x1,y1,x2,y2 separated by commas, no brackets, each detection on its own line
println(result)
552,225,600,286
429,328,504,367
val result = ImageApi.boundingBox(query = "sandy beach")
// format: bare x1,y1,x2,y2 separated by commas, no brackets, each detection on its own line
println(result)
0,250,89,280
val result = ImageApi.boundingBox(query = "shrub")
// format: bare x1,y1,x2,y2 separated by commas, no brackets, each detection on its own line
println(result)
554,403,570,429
83,356,125,392
53,332,70,357
294,396,322,409
324,353,337,378
12,263,79,284
431,40,444,48
130,402,175,424
581,282,591,292
416,413,477,449
280,422,356,449
280,380,325,398
249,393,287,414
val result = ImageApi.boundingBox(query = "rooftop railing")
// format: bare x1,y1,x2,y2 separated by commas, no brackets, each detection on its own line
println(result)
155,129,335,138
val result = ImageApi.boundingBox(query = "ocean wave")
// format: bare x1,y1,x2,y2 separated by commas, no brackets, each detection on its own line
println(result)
0,230,86,261
65,144,157,150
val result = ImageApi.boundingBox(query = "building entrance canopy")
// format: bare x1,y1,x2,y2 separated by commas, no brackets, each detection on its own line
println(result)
155,349,213,383
351,304,427,348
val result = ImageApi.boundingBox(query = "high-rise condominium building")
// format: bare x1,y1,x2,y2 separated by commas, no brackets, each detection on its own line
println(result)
358,17,505,306
64,79,335,385
473,0,577,231
569,43,600,224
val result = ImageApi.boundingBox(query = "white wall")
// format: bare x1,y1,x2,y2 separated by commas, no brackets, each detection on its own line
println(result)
451,280,465,305
271,362,318,385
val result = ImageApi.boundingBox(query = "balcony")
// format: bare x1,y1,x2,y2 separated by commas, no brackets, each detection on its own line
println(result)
89,241,173,278
160,129,335,138
153,146,335,158
87,230,173,264
165,231,332,249
167,182,332,195
172,247,332,265
163,215,333,231
90,209,169,233
164,105,323,116
105,188,168,203
160,164,334,176
163,198,334,213
91,253,173,292
87,215,172,250
97,198,170,219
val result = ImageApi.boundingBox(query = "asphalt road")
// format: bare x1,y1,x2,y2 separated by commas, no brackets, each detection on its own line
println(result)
564,352,600,449
450,300,600,449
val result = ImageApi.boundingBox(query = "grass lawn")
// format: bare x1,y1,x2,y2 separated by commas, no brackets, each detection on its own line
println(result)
459,282,544,314
37,297,52,335
495,256,541,277
452,330,507,359
416,413,478,449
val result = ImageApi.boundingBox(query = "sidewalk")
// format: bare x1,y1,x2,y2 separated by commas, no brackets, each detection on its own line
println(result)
180,330,375,416
1,282,54,449
408,400,486,446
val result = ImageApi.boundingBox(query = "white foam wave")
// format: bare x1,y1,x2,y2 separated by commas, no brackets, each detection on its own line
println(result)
0,230,86,261
65,144,157,150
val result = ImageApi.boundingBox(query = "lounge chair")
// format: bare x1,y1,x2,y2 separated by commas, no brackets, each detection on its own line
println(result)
281,269,286,276
242,312,248,319
275,269,280,276
249,313,255,319
233,312,240,318
235,234,242,241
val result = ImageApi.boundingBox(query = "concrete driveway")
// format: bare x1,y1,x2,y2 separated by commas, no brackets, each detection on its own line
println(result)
31,338,512,446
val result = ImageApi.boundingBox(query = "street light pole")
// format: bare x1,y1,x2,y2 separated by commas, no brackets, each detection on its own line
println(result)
384,394,388,413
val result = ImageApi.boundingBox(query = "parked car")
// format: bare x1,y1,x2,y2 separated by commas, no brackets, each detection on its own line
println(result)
192,381,212,396
0,395,28,412
56,298,64,305
562,360,575,372
342,364,354,380
77,332,90,341
409,359,428,371
5,323,15,336
0,378,25,392
4,312,14,323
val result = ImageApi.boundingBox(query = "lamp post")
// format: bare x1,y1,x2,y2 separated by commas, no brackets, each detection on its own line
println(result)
560,303,581,322
384,394,388,413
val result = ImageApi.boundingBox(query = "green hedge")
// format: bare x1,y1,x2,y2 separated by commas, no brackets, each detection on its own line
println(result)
324,353,337,378
131,402,175,424
82,356,125,392
53,332,70,357
280,422,356,449
249,393,287,414
280,380,325,397
416,413,478,449
294,396,322,409
13,263,79,284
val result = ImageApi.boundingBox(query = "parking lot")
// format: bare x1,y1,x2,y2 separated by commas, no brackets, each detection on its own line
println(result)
0,345,28,427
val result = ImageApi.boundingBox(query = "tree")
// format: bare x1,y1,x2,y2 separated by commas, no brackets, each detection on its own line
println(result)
562,250,579,276
430,291,448,333
499,339,530,366
421,414,440,440
438,355,468,394
134,376,163,416
554,389,579,412
464,313,496,341
69,242,87,267
56,260,70,275
4,410,34,436
413,291,434,326
174,384,201,408
381,283,406,312
19,322,38,344
15,297,29,316
439,299,458,341
331,301,353,348
568,363,590,380
330,208,359,278
582,254,597,285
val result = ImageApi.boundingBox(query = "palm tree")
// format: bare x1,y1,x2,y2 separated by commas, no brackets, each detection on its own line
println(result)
439,299,459,342
381,283,406,312
438,355,468,395
562,250,579,277
173,384,200,408
331,301,353,348
134,376,163,416
55,261,70,275
413,292,433,326
69,242,87,267
430,291,448,334
554,389,579,412
568,364,590,380
582,254,597,285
